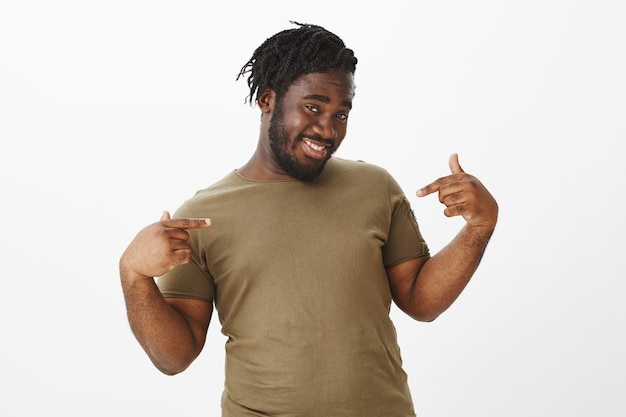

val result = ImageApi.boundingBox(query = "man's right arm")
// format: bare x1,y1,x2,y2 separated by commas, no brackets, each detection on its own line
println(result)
119,211,213,375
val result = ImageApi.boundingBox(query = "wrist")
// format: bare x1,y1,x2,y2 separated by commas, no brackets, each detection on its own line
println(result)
119,254,153,284
464,221,496,241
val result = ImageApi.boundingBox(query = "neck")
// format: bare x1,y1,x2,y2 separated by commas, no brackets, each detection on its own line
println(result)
237,142,291,181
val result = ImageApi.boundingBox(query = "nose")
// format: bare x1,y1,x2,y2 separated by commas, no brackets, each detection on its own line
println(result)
312,114,338,140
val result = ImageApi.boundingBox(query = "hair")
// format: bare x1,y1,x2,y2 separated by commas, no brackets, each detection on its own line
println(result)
237,21,358,105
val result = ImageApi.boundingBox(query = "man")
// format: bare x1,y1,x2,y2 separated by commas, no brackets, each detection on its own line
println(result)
120,22,498,417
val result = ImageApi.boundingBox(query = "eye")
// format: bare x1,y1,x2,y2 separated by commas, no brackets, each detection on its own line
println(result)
336,113,349,122
305,105,320,113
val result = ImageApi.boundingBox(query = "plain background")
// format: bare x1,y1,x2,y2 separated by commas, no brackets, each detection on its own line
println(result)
1,1,624,416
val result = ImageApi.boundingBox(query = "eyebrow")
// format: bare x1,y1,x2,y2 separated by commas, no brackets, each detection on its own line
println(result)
303,94,352,110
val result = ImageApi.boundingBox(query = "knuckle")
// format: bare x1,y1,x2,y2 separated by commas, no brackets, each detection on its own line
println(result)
177,249,192,264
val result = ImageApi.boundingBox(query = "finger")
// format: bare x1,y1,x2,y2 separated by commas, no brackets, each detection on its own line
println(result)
449,153,464,174
443,202,468,219
162,217,212,230
417,172,457,197
416,180,440,197
417,154,463,197
441,188,467,207
168,237,192,251
160,210,171,221
166,227,191,242
168,248,193,269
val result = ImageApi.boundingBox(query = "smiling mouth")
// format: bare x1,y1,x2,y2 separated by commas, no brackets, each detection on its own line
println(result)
304,138,328,151
302,138,331,159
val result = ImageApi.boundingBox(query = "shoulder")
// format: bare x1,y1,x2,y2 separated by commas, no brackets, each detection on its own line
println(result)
324,157,392,180
173,171,240,217
192,170,241,197
321,157,400,192
322,158,407,201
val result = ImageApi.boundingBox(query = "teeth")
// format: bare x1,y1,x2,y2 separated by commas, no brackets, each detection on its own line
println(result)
304,139,326,151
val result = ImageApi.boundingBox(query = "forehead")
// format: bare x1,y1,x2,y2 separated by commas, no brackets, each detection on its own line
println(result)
285,72,355,105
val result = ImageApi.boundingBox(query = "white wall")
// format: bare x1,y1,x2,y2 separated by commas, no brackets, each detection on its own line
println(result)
1,1,624,416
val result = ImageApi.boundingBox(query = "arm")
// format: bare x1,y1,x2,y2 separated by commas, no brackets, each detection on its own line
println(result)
388,154,498,322
120,211,213,375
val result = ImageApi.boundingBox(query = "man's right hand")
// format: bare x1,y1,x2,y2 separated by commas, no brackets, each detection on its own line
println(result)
120,211,212,280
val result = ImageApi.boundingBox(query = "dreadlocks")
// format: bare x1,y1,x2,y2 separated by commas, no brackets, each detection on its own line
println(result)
237,21,358,105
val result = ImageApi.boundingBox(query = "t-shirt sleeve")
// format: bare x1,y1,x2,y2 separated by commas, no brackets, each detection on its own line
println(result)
157,259,215,301
382,174,430,267
156,205,216,302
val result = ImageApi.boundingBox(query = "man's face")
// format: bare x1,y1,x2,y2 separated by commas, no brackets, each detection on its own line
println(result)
267,71,354,182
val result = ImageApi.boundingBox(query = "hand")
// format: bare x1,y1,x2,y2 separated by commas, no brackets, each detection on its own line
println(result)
416,153,498,228
120,211,212,279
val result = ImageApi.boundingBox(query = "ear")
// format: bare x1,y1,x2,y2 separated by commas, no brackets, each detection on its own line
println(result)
257,88,275,113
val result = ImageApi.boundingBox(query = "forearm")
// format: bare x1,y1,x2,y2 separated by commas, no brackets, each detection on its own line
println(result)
120,267,201,375
410,223,494,321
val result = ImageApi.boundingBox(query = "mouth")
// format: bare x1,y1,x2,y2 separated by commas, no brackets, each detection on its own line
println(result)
302,138,332,160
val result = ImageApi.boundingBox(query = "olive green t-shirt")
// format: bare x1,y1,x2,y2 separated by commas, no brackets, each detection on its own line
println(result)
158,157,429,417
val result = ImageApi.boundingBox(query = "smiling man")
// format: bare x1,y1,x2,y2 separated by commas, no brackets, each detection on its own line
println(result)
241,71,353,182
120,22,498,417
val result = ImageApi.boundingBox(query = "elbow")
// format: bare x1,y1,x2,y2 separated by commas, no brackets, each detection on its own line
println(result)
404,301,446,322
149,353,194,376
154,360,190,376
411,311,441,323
159,367,185,376
395,298,442,323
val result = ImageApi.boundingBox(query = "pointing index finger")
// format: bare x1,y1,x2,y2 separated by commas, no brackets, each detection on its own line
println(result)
416,153,465,197
162,218,212,229
416,179,441,197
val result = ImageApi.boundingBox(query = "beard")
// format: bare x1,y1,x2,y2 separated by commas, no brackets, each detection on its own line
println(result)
268,104,334,183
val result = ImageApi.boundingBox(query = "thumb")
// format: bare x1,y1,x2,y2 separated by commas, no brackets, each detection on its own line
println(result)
449,153,464,174
160,210,171,221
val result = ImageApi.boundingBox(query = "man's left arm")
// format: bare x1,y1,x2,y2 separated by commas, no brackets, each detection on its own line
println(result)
387,153,498,322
